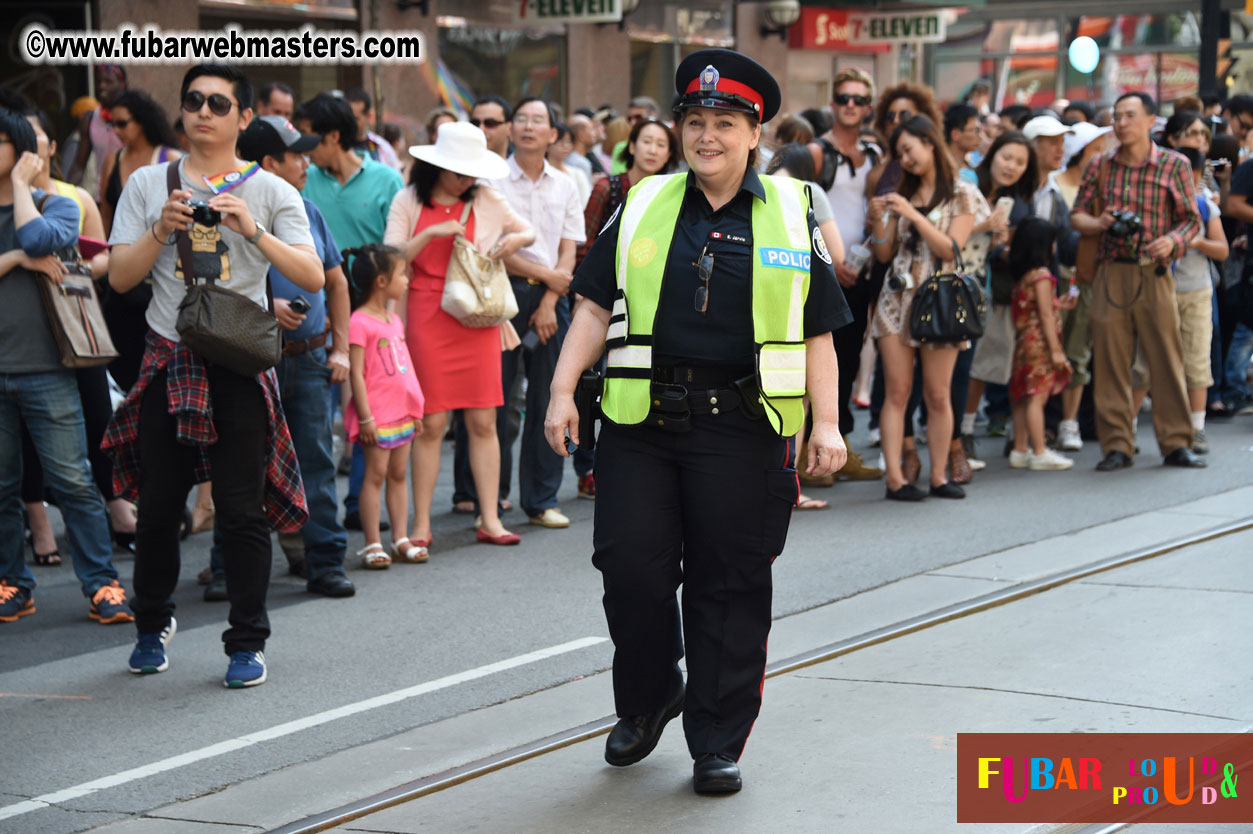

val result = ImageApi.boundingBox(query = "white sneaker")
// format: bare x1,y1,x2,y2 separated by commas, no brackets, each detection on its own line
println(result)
1028,448,1074,470
1058,420,1082,451
868,428,881,447
968,457,987,471
1009,450,1030,469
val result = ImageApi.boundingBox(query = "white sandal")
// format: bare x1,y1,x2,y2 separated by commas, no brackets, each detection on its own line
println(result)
392,537,429,564
358,542,391,570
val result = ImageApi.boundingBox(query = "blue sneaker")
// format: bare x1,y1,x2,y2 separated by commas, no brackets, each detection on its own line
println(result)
128,618,176,674
224,651,267,688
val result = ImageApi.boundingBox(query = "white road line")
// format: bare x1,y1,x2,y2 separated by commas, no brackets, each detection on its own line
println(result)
0,636,608,822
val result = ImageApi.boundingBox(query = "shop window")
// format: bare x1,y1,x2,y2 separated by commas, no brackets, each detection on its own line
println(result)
1068,14,1202,51
626,0,733,46
1062,52,1201,109
438,25,566,113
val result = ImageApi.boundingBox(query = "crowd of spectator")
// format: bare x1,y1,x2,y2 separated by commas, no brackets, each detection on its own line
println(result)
2,60,1251,688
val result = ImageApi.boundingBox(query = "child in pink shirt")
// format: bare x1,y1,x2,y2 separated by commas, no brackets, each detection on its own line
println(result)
344,245,426,567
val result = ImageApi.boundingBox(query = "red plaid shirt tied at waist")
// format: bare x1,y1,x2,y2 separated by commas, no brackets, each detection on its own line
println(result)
102,331,309,533
1073,144,1201,264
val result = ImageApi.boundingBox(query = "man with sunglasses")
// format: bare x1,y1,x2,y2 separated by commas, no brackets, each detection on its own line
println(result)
470,96,513,160
805,67,883,482
297,93,404,531
105,63,322,688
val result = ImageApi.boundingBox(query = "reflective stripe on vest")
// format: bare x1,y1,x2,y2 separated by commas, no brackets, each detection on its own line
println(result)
603,173,812,436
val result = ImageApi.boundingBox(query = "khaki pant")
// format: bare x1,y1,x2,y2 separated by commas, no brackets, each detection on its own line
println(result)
1089,262,1193,457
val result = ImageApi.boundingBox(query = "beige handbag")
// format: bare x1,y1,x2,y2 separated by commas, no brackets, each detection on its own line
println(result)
440,201,518,328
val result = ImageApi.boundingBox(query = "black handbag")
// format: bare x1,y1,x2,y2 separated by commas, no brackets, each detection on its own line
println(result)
909,240,986,345
167,162,281,377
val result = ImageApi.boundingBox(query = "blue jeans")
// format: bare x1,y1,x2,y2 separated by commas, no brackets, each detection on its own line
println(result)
213,347,346,582
1225,321,1253,401
0,370,117,596
343,444,364,515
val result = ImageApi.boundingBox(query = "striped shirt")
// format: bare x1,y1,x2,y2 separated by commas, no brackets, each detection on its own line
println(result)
1073,143,1200,263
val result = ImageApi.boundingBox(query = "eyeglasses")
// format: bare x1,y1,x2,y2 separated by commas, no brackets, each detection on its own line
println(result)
835,94,872,107
182,90,237,117
512,116,549,127
888,109,915,123
694,245,713,315
110,118,131,129
1181,127,1211,140
470,117,506,129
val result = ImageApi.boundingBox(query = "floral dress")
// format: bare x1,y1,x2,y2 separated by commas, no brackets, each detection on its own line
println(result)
1009,270,1071,402
872,179,989,350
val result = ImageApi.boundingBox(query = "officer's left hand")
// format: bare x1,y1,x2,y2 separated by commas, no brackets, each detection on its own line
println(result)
208,193,257,240
1144,235,1176,263
544,394,579,458
806,421,846,479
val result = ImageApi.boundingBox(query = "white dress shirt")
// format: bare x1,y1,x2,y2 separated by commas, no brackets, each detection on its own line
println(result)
491,155,586,270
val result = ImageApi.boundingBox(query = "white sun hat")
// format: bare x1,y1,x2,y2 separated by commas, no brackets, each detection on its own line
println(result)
409,121,509,180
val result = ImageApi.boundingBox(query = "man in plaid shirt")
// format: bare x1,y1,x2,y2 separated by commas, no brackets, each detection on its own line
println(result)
1072,91,1204,471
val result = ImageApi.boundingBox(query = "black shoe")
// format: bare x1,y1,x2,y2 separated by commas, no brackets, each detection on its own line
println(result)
928,481,965,499
307,573,356,597
1096,450,1133,471
204,574,228,602
287,558,307,579
693,753,742,794
604,679,684,767
1163,447,1207,468
885,483,926,502
342,511,389,532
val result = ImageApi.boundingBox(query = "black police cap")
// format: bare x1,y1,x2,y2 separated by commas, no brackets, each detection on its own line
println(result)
674,49,781,124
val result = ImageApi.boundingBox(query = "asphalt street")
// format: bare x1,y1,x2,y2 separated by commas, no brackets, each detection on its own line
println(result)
2,410,1250,834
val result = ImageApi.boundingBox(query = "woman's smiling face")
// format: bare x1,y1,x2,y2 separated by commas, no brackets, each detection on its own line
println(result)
681,107,759,183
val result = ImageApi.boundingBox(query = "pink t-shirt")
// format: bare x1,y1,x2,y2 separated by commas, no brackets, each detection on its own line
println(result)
345,310,425,443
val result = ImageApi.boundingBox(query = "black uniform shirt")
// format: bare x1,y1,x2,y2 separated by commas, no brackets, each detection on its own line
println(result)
571,167,851,367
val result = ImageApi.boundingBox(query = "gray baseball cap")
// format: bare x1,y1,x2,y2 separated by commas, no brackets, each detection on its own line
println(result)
238,115,320,163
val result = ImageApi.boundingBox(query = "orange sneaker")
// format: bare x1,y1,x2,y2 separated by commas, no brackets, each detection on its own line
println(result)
0,579,34,623
89,580,134,624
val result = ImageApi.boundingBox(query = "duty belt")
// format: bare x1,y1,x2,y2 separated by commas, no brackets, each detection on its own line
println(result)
646,367,763,432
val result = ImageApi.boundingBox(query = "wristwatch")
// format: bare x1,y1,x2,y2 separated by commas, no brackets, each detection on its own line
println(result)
247,222,266,245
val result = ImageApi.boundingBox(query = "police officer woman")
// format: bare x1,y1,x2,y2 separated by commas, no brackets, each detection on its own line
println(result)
545,49,851,794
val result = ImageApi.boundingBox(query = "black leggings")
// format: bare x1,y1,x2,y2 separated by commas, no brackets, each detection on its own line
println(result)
130,366,272,654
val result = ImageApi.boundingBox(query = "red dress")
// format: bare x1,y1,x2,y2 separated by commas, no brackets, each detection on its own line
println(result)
1009,271,1071,402
405,202,504,413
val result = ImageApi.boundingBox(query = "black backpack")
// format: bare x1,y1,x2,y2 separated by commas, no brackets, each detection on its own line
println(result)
816,137,881,192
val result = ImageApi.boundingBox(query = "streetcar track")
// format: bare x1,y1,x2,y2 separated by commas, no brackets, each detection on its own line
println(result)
265,517,1252,834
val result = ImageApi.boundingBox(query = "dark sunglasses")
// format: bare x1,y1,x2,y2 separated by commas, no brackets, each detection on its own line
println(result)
109,118,131,129
470,117,506,129
835,94,872,107
887,109,915,123
694,245,713,315
182,91,237,117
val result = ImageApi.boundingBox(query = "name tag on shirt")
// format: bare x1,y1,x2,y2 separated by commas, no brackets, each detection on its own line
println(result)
759,247,811,270
711,231,749,244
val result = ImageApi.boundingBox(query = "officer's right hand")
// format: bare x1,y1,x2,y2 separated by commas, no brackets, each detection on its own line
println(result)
544,394,579,458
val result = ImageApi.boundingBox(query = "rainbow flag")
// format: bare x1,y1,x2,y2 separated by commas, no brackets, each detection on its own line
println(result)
202,160,260,194
426,59,475,117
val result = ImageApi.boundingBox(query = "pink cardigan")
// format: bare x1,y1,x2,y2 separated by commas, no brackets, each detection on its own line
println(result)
383,183,534,256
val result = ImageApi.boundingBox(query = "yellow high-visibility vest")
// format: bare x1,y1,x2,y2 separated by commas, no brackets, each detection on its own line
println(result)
602,172,812,436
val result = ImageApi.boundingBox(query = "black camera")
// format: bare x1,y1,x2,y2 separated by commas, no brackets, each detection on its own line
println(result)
1107,209,1143,240
186,200,221,227
289,296,311,315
